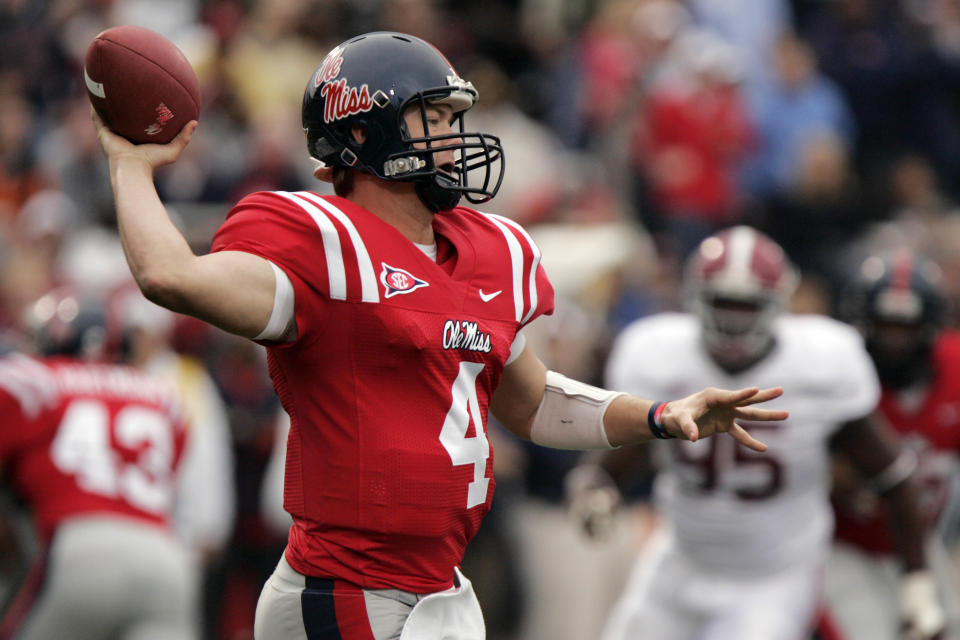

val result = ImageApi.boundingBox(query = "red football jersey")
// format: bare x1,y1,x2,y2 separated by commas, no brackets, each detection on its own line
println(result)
0,355,188,541
211,191,554,592
833,332,960,553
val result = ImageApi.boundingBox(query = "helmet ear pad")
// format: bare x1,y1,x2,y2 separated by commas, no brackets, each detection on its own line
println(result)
349,118,386,167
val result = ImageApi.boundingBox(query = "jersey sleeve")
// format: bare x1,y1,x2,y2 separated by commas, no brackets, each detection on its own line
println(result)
210,191,330,346
800,317,881,423
480,211,555,328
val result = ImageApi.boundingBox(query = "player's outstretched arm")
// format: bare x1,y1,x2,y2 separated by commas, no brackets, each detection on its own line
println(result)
603,387,783,451
93,112,277,339
492,345,785,452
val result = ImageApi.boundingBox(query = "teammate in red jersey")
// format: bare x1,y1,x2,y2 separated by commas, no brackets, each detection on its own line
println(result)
93,31,788,639
823,250,957,640
0,289,195,640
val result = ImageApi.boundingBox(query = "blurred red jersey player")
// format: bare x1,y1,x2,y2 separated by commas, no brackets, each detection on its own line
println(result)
826,251,960,640
0,288,196,640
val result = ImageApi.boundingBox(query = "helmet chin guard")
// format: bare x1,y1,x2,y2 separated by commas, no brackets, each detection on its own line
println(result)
416,174,462,212
303,32,505,211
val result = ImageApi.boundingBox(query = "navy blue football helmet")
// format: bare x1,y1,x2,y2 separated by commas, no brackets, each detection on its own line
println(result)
843,251,945,388
26,288,110,360
302,31,504,212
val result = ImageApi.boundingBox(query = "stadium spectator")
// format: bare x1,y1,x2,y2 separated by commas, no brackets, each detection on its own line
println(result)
628,28,755,261
741,32,856,202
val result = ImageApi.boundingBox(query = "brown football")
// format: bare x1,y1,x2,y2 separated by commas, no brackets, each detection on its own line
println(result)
84,25,200,144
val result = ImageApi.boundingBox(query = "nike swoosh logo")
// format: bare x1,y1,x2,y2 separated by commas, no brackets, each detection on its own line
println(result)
479,289,502,302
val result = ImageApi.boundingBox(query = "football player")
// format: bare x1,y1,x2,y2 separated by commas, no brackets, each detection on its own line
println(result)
0,288,197,639
579,226,939,640
823,250,959,640
92,31,788,639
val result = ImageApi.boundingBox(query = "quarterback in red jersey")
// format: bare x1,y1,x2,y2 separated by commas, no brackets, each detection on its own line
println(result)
825,251,957,640
0,289,195,640
93,31,788,640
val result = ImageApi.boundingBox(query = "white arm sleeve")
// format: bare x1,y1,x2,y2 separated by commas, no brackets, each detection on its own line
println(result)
254,261,296,342
528,371,623,450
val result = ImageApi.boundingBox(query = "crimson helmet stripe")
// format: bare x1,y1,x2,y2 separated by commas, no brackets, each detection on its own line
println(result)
694,226,793,297
484,213,543,323
293,191,380,303
890,250,914,292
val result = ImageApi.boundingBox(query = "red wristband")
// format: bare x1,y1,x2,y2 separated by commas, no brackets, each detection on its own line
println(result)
647,401,674,439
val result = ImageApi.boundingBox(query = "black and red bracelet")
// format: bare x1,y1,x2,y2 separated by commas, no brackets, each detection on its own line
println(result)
647,401,675,439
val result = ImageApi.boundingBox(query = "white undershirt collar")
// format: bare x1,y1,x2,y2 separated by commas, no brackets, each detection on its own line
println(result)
414,241,438,262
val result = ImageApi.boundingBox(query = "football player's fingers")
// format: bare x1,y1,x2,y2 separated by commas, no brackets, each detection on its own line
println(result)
141,120,197,166
90,107,115,141
732,406,789,422
678,415,700,442
155,120,196,156
702,386,760,409
174,120,198,146
728,423,768,452
734,386,784,406
90,106,135,154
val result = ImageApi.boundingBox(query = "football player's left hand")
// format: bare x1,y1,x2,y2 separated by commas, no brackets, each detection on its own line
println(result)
659,386,787,451
900,570,946,640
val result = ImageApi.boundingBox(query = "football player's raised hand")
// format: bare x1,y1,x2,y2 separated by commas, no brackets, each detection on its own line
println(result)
659,386,787,451
92,108,197,170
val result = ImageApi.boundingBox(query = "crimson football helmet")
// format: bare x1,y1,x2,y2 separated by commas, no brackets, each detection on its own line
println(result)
685,226,798,370
302,31,504,212
843,250,945,388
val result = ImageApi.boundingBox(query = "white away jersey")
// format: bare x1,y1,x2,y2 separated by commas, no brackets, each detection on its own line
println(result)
605,312,880,575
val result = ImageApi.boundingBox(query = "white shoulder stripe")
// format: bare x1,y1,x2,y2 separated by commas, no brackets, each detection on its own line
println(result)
274,191,348,300
490,214,542,323
293,192,379,303
0,355,59,419
484,213,542,323
483,214,525,322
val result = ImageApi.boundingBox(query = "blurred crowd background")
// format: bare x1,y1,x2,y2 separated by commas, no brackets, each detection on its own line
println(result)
3,0,960,638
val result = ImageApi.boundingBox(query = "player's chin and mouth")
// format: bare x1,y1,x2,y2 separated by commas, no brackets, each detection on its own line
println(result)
438,162,457,178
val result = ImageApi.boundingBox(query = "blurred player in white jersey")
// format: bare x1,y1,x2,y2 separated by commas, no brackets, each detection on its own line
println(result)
821,250,960,640
580,226,940,640
0,288,198,640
